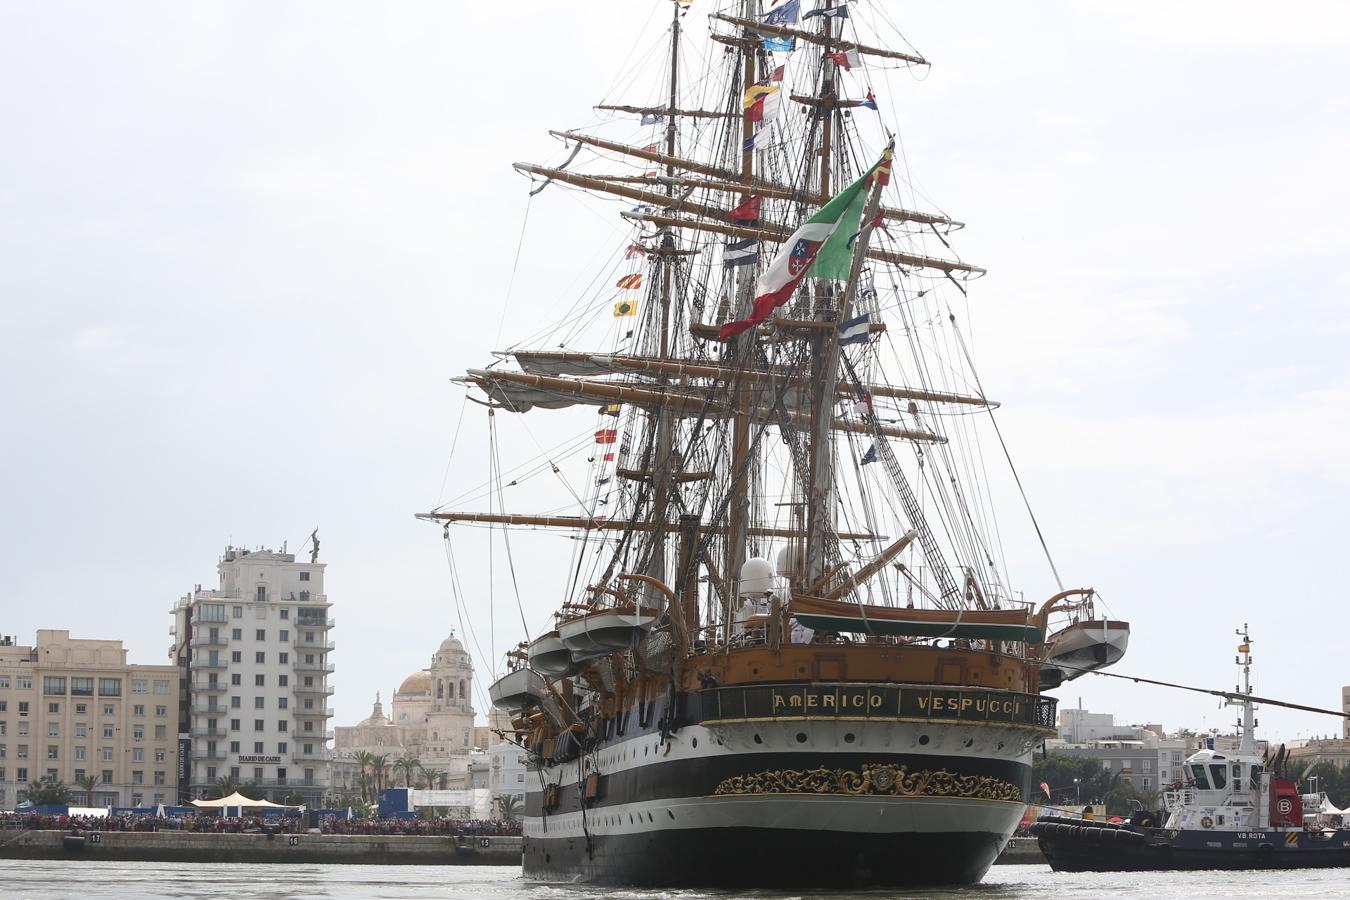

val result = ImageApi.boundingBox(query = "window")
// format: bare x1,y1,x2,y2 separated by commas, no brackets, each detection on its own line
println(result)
103,704,114,716
74,746,86,761
302,721,313,733
253,766,264,782
47,723,58,737
71,678,93,696
154,725,166,739
278,675,288,687
278,721,287,733
47,745,58,760
153,680,170,695
231,651,242,663
299,572,310,582
42,677,66,695
131,679,148,694
201,603,226,623
17,677,32,690
277,697,288,709
277,767,287,783
256,586,266,602
101,748,113,762
279,609,289,620
231,628,242,640
154,749,165,762
132,770,143,785
255,629,266,641
132,748,143,762
0,676,7,688
98,679,121,697
206,766,216,780
254,697,264,709
154,771,165,785
133,704,145,716
230,740,240,752
253,741,264,753
155,706,166,717
255,652,265,664
16,767,26,782
48,702,59,714
132,725,144,740
18,721,27,735
1208,764,1227,789
231,674,241,686
75,703,86,714
75,724,86,738
254,720,264,731
230,696,241,708
278,742,287,753
278,630,288,642
230,719,241,731
102,725,114,739
1142,759,1152,773
232,606,243,619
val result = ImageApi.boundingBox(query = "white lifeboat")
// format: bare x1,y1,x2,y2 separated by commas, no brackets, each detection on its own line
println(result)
488,667,548,712
528,630,580,677
559,605,659,655
1040,618,1130,689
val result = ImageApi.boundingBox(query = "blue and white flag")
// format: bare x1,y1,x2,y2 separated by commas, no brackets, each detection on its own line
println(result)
860,444,877,465
640,113,665,125
763,36,795,52
838,313,871,345
804,4,848,20
723,238,759,268
743,127,774,152
764,0,801,26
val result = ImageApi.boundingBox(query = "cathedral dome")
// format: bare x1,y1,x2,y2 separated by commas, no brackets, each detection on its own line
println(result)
397,671,432,695
437,633,465,655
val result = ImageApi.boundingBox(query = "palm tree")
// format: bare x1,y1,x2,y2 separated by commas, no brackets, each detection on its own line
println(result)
419,768,446,791
393,755,421,789
212,775,239,799
75,773,101,805
350,751,374,803
368,753,391,799
498,794,524,821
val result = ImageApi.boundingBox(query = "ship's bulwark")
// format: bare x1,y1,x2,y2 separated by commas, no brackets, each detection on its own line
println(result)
520,689,1039,887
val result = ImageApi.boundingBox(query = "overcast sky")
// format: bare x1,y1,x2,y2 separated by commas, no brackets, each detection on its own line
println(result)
2,1,1347,746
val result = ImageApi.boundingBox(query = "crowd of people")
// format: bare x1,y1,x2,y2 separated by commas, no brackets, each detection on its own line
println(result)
0,811,522,837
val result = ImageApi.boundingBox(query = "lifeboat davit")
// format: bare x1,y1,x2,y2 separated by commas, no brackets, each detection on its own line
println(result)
527,631,581,677
1040,619,1130,689
488,667,548,712
559,605,659,655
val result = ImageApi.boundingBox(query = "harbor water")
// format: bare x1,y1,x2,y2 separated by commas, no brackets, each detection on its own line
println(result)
3,862,1350,899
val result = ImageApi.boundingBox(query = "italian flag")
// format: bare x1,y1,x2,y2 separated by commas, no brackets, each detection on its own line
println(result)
719,149,890,340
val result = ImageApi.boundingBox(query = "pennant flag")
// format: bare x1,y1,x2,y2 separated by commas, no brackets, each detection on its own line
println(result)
771,64,786,82
861,444,877,465
763,36,795,52
804,3,848,19
862,89,878,111
723,238,759,268
764,0,800,25
743,83,783,124
846,210,886,249
597,477,611,485
614,299,638,317
719,151,886,340
594,429,618,445
838,314,871,345
742,126,774,152
642,143,660,152
615,273,643,289
1040,782,1052,799
729,195,762,221
602,403,622,416
640,113,665,125
827,48,862,70
603,452,615,461
625,243,648,259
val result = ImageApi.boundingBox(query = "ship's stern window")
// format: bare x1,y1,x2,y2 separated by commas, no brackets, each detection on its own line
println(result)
1209,764,1227,790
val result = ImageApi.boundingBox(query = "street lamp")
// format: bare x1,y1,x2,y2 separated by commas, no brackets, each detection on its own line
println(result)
1074,777,1081,805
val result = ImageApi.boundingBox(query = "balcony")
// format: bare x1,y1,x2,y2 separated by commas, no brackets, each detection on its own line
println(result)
190,681,227,694
292,748,332,762
293,681,335,696
189,658,227,670
191,728,228,739
190,703,227,716
293,706,333,718
189,634,228,648
293,730,335,742
295,617,334,630
190,747,227,761
293,660,334,674
293,638,335,652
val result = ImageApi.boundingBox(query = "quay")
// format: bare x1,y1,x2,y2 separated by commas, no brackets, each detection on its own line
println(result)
0,830,522,865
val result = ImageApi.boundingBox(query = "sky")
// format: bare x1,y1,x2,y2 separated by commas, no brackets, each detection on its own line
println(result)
1,1,1347,747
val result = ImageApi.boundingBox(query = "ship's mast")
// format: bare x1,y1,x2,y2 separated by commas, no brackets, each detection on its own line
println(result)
1231,624,1257,755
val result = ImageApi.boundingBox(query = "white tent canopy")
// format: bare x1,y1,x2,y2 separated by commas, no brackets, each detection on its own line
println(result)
191,791,297,810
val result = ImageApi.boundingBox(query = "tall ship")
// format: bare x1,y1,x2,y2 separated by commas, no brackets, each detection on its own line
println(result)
1033,629,1350,871
420,0,1128,887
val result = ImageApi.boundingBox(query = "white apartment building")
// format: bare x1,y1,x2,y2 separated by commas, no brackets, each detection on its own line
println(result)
170,545,333,806
0,630,180,810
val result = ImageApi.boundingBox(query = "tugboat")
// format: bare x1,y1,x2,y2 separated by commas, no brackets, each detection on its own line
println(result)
1032,628,1350,871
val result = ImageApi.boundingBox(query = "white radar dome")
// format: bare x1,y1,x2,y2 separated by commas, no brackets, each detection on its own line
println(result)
776,545,804,579
738,557,775,597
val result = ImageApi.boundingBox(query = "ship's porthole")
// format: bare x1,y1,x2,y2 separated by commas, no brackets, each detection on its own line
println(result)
997,741,1005,750
963,738,974,748
844,733,855,743
753,733,763,744
667,809,675,819
918,735,930,745
691,737,698,748
796,732,808,744
647,812,654,822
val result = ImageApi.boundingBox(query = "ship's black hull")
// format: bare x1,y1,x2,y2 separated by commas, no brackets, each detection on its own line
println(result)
525,825,1006,887
1035,820,1350,872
